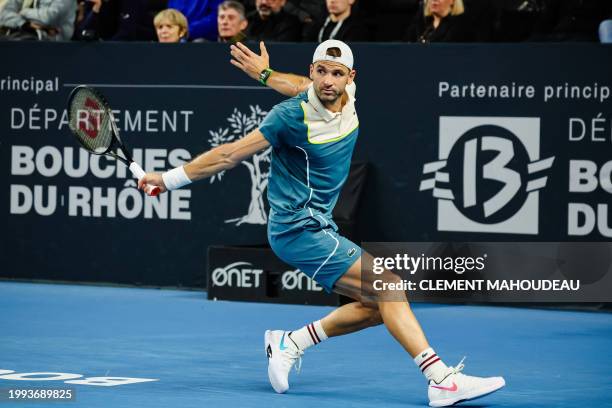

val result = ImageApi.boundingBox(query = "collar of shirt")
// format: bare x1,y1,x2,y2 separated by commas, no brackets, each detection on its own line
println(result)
307,84,354,123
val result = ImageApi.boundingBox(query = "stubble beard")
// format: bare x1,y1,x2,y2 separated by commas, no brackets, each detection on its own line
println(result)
315,87,341,105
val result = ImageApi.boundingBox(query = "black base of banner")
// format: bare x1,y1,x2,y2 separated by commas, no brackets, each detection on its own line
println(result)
207,245,339,306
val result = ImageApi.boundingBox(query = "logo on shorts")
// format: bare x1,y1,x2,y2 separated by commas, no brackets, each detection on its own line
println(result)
420,116,554,235
348,248,357,257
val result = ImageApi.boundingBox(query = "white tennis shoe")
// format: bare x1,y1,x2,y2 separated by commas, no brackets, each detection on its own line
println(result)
428,358,505,407
264,330,303,394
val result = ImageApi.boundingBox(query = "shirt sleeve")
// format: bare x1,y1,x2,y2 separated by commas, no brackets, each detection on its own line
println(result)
20,0,73,27
258,105,286,148
0,0,26,28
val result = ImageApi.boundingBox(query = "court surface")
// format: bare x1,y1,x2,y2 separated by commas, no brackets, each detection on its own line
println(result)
1,281,611,408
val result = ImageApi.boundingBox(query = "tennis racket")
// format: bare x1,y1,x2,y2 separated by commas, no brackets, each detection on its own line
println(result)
67,85,160,196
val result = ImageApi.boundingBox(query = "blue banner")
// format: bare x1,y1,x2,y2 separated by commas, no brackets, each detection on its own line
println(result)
1,42,611,287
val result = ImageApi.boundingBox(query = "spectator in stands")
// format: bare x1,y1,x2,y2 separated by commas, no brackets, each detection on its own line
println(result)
217,0,247,43
284,0,326,25
304,0,370,42
492,0,541,42
358,0,418,42
154,8,189,42
600,18,612,43
403,0,474,43
530,0,612,42
74,0,119,41
168,0,223,41
0,0,76,41
246,0,301,42
74,0,165,41
239,0,255,15
284,0,326,39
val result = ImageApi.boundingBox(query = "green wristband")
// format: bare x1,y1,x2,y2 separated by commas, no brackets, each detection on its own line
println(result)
259,68,273,85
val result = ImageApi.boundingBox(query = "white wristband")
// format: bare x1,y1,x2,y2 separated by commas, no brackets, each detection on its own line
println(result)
162,166,192,190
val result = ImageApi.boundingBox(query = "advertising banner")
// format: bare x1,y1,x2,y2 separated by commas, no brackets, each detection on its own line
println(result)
1,42,611,291
207,246,337,306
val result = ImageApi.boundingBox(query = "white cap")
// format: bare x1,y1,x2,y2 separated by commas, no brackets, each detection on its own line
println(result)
312,40,354,70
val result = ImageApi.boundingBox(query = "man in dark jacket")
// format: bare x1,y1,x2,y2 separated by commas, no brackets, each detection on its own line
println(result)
531,0,612,42
74,0,166,41
304,0,370,42
217,0,247,42
246,0,301,42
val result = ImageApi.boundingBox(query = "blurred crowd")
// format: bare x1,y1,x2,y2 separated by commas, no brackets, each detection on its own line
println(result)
0,0,611,43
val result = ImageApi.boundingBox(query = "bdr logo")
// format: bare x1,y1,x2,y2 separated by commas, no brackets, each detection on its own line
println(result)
420,117,554,234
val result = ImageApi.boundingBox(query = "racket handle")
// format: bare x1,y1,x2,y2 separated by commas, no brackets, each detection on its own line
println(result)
129,162,161,197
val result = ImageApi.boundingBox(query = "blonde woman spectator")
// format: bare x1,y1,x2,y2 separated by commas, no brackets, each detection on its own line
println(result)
154,8,189,42
404,0,474,43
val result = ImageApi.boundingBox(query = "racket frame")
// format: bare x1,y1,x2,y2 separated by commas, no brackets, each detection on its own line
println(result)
67,85,160,196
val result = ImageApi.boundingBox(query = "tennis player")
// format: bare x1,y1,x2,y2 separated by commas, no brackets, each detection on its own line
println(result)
138,40,505,407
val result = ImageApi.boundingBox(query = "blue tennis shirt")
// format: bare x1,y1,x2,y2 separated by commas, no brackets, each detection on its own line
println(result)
259,82,359,225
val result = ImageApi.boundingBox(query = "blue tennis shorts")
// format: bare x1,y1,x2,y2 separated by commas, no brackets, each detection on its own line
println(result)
268,214,361,293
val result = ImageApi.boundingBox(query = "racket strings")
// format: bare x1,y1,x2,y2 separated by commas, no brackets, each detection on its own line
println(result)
68,88,113,154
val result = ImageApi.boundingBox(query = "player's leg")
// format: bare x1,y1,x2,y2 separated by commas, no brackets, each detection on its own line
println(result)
265,226,386,394
334,252,505,407
333,253,430,356
265,302,384,394
267,221,502,404
294,254,426,353
318,300,382,337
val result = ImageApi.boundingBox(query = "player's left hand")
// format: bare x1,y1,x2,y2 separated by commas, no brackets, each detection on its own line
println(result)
138,173,167,194
230,41,270,81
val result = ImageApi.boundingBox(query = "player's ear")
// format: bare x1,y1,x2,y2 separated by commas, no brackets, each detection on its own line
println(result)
348,69,356,83
309,64,315,80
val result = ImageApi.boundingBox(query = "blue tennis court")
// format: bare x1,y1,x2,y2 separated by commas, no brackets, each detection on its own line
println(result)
1,281,611,408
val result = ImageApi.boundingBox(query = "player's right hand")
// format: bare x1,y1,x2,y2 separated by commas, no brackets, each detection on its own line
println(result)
230,41,270,81
138,173,168,194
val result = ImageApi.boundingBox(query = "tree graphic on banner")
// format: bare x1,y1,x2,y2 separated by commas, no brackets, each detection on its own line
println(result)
208,105,271,226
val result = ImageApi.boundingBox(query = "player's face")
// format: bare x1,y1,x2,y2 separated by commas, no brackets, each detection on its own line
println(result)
155,20,183,43
218,8,247,39
326,0,354,15
309,61,355,104
256,0,285,17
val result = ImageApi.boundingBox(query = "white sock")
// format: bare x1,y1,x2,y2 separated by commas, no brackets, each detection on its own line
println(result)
287,320,328,351
414,347,448,383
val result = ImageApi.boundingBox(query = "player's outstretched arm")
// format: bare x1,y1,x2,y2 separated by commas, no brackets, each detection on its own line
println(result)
137,129,270,193
230,41,311,97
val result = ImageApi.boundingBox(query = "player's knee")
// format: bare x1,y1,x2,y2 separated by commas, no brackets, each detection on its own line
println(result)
370,271,403,303
367,308,383,327
355,301,383,327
